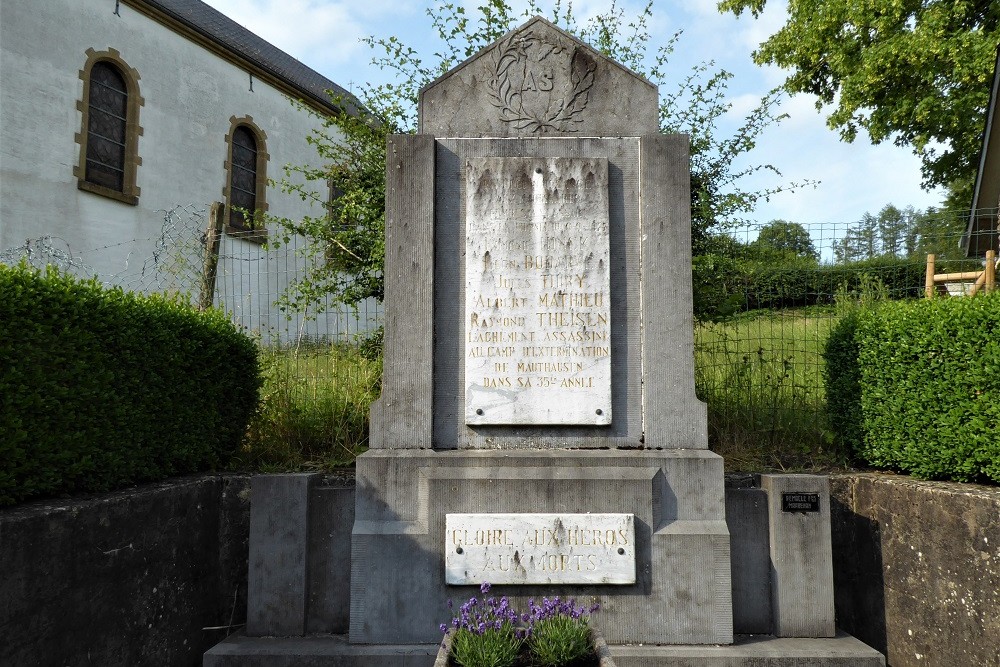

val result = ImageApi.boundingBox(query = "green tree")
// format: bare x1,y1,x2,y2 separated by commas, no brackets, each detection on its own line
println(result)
750,220,818,261
720,0,1000,198
905,207,970,261
831,203,967,263
271,1,812,315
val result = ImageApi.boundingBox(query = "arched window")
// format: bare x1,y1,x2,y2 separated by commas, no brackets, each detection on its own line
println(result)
86,63,128,190
74,48,143,204
223,116,269,242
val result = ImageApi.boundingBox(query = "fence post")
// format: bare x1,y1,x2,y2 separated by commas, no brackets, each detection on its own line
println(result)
924,253,936,299
199,202,224,311
986,249,997,294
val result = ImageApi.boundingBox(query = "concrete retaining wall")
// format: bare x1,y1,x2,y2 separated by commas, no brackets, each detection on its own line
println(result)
2,472,997,666
830,473,1000,667
0,474,251,667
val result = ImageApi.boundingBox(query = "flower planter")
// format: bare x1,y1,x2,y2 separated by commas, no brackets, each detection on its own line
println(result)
434,626,616,667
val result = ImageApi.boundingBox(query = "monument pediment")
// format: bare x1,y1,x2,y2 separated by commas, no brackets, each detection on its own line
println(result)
419,16,658,137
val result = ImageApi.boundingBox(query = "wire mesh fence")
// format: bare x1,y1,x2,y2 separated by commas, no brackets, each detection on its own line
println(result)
693,211,998,468
1,204,383,466
3,204,997,469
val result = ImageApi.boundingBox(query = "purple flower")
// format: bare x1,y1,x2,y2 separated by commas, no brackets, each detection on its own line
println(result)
480,582,492,594
439,623,448,633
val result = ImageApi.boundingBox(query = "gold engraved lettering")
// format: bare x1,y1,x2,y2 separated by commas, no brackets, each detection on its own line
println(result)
540,274,587,289
521,345,610,358
524,255,552,270
537,291,603,307
560,377,593,388
535,311,609,328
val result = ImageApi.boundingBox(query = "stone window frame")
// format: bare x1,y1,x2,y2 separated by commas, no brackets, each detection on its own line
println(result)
74,48,144,205
222,115,269,244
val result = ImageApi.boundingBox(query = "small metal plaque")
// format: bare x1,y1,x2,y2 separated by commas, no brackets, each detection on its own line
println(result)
782,492,821,513
445,513,635,585
464,157,612,426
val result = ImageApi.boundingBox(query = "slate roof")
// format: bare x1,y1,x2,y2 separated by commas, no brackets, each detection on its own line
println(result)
964,45,1000,257
138,0,359,115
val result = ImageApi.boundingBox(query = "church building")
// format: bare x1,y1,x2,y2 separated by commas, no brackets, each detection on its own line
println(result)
0,0,364,340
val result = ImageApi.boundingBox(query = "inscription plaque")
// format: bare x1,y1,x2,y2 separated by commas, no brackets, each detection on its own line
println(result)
445,513,635,585
465,156,611,425
781,492,821,513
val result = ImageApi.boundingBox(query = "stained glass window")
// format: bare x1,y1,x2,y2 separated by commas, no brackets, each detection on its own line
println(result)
229,126,258,229
85,62,128,191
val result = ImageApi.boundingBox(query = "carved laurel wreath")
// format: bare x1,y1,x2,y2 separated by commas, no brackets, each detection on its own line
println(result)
487,30,596,133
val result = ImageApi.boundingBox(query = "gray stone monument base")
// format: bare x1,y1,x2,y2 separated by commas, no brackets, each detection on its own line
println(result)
349,449,733,646
203,632,884,667
607,632,885,666
203,633,437,667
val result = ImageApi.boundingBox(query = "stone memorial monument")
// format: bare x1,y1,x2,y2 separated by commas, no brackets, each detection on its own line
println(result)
206,17,885,666
355,14,730,647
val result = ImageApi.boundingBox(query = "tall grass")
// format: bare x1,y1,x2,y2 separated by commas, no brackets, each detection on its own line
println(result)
694,306,846,471
237,309,851,473
233,341,381,471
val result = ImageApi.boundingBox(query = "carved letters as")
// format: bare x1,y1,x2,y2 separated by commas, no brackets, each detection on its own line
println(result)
488,29,596,133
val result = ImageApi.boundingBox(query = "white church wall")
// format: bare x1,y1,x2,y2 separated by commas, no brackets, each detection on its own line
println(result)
0,0,376,343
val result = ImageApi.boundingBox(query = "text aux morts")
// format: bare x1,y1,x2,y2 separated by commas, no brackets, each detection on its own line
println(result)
449,526,629,572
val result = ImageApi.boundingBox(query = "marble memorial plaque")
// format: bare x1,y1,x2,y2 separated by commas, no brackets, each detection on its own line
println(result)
445,513,635,585
465,157,611,425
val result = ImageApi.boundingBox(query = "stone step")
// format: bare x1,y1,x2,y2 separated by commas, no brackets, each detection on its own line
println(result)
204,632,884,667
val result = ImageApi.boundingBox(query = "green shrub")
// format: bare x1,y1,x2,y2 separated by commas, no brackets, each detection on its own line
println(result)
694,255,928,320
822,311,863,459
236,342,380,471
0,264,261,505
824,292,1000,483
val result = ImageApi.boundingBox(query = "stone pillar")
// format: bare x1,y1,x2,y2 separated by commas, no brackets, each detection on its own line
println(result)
762,474,835,637
246,473,317,636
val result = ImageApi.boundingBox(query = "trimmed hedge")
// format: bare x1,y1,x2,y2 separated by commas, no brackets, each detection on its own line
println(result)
824,292,1000,483
0,264,261,505
694,255,933,320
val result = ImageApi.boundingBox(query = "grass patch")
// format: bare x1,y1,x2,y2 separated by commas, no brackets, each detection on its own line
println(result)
233,341,381,471
236,308,853,474
695,306,848,472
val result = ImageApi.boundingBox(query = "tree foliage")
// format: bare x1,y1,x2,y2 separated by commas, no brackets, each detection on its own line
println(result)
750,220,818,261
832,204,969,263
720,0,1000,197
272,1,812,314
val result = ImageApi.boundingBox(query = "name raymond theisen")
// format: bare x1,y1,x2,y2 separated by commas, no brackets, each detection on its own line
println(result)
445,513,636,585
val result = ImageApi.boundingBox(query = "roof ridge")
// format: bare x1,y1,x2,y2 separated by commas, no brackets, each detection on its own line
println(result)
134,0,360,115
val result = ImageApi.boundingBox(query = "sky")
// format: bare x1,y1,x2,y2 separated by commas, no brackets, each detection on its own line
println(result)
200,0,949,238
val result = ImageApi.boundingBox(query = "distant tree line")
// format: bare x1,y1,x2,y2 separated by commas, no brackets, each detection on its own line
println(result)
832,205,969,263
692,205,975,320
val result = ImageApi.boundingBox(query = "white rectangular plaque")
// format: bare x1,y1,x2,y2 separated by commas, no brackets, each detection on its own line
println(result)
445,513,635,585
464,157,612,425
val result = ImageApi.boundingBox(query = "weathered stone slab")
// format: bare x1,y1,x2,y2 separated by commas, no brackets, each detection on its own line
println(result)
434,137,642,448
762,474,835,638
349,449,731,645
368,134,436,449
464,156,611,426
247,473,318,637
445,513,634,585
420,17,658,138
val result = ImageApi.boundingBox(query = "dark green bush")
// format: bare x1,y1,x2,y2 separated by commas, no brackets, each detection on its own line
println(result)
822,311,863,459
693,255,928,320
0,264,261,505
824,292,1000,483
